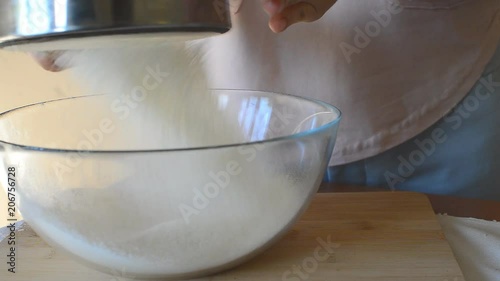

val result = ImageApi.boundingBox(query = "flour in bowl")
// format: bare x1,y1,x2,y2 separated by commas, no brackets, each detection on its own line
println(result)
12,41,317,277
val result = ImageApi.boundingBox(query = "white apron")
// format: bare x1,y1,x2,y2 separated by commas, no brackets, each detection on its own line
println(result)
201,0,500,165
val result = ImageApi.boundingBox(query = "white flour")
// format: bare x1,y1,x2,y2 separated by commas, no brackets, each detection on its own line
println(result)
13,41,317,277
55,41,244,148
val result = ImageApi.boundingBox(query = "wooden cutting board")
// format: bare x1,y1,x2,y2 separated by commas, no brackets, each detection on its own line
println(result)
0,192,464,281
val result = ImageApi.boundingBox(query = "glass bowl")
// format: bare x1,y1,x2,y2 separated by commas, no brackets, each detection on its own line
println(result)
0,90,341,280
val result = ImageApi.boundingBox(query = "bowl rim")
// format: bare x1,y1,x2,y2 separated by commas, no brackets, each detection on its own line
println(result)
0,89,342,154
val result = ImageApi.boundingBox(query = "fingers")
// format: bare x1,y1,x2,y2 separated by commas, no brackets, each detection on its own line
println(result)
31,52,63,72
262,0,302,16
262,0,337,33
269,2,318,33
262,0,281,16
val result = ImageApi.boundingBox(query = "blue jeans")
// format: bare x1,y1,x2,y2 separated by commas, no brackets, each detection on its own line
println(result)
324,45,500,201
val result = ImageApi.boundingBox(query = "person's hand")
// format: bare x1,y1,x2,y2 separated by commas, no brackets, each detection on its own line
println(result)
261,0,337,33
31,51,63,72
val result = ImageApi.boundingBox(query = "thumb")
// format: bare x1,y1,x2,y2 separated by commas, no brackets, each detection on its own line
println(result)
269,1,318,33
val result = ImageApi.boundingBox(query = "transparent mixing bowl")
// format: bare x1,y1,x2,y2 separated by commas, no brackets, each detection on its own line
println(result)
0,90,341,280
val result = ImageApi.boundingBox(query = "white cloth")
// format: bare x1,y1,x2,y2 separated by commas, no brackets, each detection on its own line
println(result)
437,215,500,281
201,0,500,165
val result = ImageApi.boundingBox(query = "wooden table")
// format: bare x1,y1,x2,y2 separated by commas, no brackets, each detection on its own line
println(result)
0,192,464,281
320,183,500,221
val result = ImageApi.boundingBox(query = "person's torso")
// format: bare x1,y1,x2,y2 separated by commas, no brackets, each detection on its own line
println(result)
199,0,500,165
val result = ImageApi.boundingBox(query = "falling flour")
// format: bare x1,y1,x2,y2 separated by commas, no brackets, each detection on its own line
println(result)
16,40,318,277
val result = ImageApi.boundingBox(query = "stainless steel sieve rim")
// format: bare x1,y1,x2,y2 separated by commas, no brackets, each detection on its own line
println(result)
0,0,232,48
